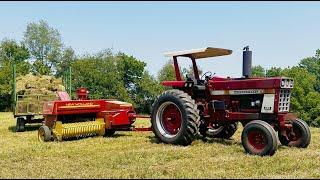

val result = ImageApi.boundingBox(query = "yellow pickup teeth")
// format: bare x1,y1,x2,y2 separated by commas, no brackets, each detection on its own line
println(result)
52,119,105,141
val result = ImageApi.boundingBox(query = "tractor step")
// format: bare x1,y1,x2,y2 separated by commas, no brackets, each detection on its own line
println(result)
52,119,105,141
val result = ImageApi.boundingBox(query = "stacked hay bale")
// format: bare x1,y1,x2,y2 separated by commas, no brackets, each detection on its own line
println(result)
15,73,66,114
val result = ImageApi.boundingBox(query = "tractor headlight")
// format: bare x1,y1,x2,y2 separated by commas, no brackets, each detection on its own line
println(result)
289,80,293,87
255,100,261,107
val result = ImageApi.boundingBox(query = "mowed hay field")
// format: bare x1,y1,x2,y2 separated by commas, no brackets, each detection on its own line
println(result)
1,112,320,179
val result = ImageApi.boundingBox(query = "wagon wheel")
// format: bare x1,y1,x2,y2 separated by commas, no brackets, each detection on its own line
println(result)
241,120,278,156
151,89,200,146
16,117,25,132
278,119,311,148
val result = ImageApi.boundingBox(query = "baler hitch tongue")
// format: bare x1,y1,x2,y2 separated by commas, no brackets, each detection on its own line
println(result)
52,119,105,141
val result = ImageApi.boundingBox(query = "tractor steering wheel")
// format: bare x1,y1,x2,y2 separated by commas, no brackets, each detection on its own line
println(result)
201,71,213,81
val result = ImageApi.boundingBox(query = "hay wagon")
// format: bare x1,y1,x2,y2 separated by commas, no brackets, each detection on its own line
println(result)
12,66,71,132
14,94,57,132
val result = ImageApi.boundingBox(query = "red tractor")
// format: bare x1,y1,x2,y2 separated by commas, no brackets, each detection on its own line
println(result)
151,46,311,156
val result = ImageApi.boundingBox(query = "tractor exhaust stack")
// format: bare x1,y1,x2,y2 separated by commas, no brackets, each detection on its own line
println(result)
242,46,252,78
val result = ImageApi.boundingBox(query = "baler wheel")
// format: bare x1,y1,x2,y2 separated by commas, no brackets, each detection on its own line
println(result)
278,119,311,148
16,117,25,132
241,120,278,156
151,89,200,146
38,125,52,142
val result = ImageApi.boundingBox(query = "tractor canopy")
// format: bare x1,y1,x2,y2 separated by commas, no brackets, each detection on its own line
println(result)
164,47,232,59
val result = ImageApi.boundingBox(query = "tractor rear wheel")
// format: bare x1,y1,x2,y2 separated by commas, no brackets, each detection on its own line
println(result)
241,120,278,156
16,117,25,132
202,122,238,139
38,125,52,142
278,119,311,148
151,89,200,146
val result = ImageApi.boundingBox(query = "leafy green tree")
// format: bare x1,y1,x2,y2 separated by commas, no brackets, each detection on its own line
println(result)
70,50,163,114
71,54,130,102
251,65,265,77
182,65,203,80
304,92,320,127
157,60,176,83
114,51,162,113
23,19,63,75
134,71,163,113
115,52,146,91
266,67,282,77
56,46,76,78
0,39,30,111
299,49,320,91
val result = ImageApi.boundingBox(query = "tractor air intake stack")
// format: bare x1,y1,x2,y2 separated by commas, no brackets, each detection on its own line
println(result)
242,46,252,78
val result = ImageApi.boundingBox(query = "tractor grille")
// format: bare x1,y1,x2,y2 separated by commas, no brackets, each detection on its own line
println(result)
278,89,291,112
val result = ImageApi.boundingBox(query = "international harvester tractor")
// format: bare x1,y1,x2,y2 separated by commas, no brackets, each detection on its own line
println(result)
151,46,311,156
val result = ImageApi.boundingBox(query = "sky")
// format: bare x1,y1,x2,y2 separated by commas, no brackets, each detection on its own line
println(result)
0,1,320,78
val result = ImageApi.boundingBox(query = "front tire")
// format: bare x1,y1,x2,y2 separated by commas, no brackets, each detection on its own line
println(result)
151,89,200,146
241,120,278,156
278,119,311,148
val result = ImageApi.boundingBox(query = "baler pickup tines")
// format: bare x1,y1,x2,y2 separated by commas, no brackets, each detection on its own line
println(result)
52,119,105,141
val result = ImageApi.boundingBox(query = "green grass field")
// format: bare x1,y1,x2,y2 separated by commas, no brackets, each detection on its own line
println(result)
1,112,320,179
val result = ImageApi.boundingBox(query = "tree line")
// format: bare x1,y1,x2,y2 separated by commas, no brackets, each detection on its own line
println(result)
0,20,319,127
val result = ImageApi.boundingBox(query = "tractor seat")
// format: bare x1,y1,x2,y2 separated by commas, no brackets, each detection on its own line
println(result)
196,79,206,85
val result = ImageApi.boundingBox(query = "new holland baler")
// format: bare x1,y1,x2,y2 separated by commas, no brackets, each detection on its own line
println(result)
38,88,143,142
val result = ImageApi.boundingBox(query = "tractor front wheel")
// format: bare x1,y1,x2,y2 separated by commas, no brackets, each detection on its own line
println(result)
241,120,278,156
151,89,200,146
16,117,25,132
278,119,311,148
38,125,52,142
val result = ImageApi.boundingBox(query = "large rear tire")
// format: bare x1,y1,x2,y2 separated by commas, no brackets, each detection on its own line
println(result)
278,119,311,148
241,120,278,156
151,89,200,146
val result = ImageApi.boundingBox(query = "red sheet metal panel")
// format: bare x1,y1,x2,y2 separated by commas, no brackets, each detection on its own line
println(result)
209,77,281,90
